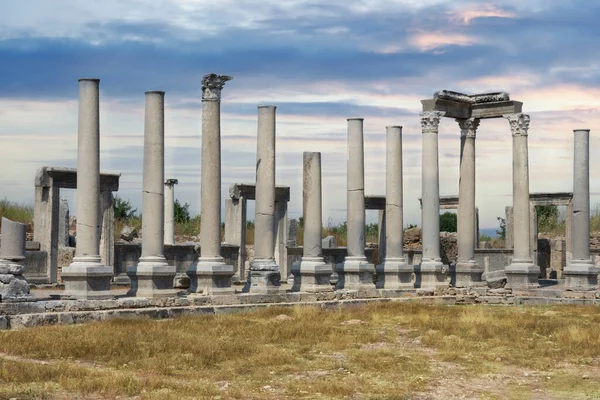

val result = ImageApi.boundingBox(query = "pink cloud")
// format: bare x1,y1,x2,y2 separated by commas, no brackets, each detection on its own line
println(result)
450,4,516,25
409,31,478,51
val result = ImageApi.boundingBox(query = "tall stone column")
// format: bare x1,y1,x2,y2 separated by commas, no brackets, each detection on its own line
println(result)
455,117,484,287
245,106,282,293
419,111,448,288
61,78,113,299
565,129,599,289
376,126,412,288
164,179,178,245
504,113,539,288
187,74,235,294
291,152,333,292
336,118,375,290
128,91,176,298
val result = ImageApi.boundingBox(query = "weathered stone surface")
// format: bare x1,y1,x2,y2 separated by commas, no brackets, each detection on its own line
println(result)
120,226,138,242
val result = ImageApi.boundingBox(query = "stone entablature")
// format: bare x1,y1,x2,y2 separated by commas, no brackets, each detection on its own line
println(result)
422,90,522,119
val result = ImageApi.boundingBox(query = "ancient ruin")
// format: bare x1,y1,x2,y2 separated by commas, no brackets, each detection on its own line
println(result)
0,79,599,329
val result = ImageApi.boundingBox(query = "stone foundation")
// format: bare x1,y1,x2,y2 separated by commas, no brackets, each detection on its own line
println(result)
3,285,600,330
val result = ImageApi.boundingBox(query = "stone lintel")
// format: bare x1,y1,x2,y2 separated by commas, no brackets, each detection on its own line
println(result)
418,196,459,209
35,167,120,192
365,195,385,210
229,183,290,202
421,99,523,120
421,99,471,119
471,101,523,119
529,192,573,206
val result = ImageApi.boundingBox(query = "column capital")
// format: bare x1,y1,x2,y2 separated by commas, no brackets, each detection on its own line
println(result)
420,111,445,134
164,178,178,186
201,73,232,101
456,117,480,138
504,113,530,137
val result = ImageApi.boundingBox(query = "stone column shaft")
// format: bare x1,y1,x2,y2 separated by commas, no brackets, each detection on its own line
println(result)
128,91,176,298
346,119,366,258
61,78,113,299
0,217,33,301
142,92,166,258
419,111,447,288
75,79,101,258
376,126,412,288
504,113,538,289
565,129,598,289
455,118,483,287
291,152,332,292
246,105,281,293
336,118,374,290
164,179,178,246
254,106,277,260
188,73,234,294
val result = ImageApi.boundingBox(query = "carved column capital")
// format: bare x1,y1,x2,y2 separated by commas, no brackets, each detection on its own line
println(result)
456,117,480,138
504,113,530,137
420,111,445,134
201,73,232,101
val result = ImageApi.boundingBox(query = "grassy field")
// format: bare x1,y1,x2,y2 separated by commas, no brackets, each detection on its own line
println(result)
1,303,600,399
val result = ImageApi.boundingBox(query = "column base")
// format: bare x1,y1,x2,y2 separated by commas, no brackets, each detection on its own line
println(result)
564,259,599,291
61,256,114,300
375,258,413,289
127,256,177,298
505,259,540,289
187,257,235,295
290,257,333,293
243,258,281,294
417,259,448,289
335,256,375,290
455,260,485,288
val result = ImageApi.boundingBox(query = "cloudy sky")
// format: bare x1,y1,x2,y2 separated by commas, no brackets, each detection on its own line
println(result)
1,0,599,230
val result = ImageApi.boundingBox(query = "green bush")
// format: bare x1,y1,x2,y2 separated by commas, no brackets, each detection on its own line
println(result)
439,212,457,233
114,197,138,221
174,199,191,224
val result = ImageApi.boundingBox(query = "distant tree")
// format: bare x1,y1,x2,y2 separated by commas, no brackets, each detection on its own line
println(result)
298,216,304,229
405,223,417,230
496,217,506,240
439,212,457,233
174,199,191,224
114,196,137,221
246,220,255,230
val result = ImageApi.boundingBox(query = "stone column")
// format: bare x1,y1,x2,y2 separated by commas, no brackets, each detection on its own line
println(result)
61,78,113,299
224,197,247,281
187,74,235,294
245,106,281,293
336,118,375,290
164,179,178,246
419,111,448,288
376,126,412,288
565,129,599,289
291,152,333,292
128,91,176,298
0,218,33,301
455,117,484,287
504,113,539,288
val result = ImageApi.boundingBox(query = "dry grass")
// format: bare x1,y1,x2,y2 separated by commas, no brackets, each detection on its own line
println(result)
591,203,600,233
2,303,600,399
0,198,34,226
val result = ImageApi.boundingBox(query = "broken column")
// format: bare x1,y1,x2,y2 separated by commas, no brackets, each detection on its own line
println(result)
0,218,33,301
128,91,176,298
164,179,178,246
504,113,538,288
291,152,333,292
187,74,235,294
61,78,113,299
245,106,282,293
455,117,484,287
564,129,598,290
419,111,448,288
336,118,375,290
376,126,412,288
